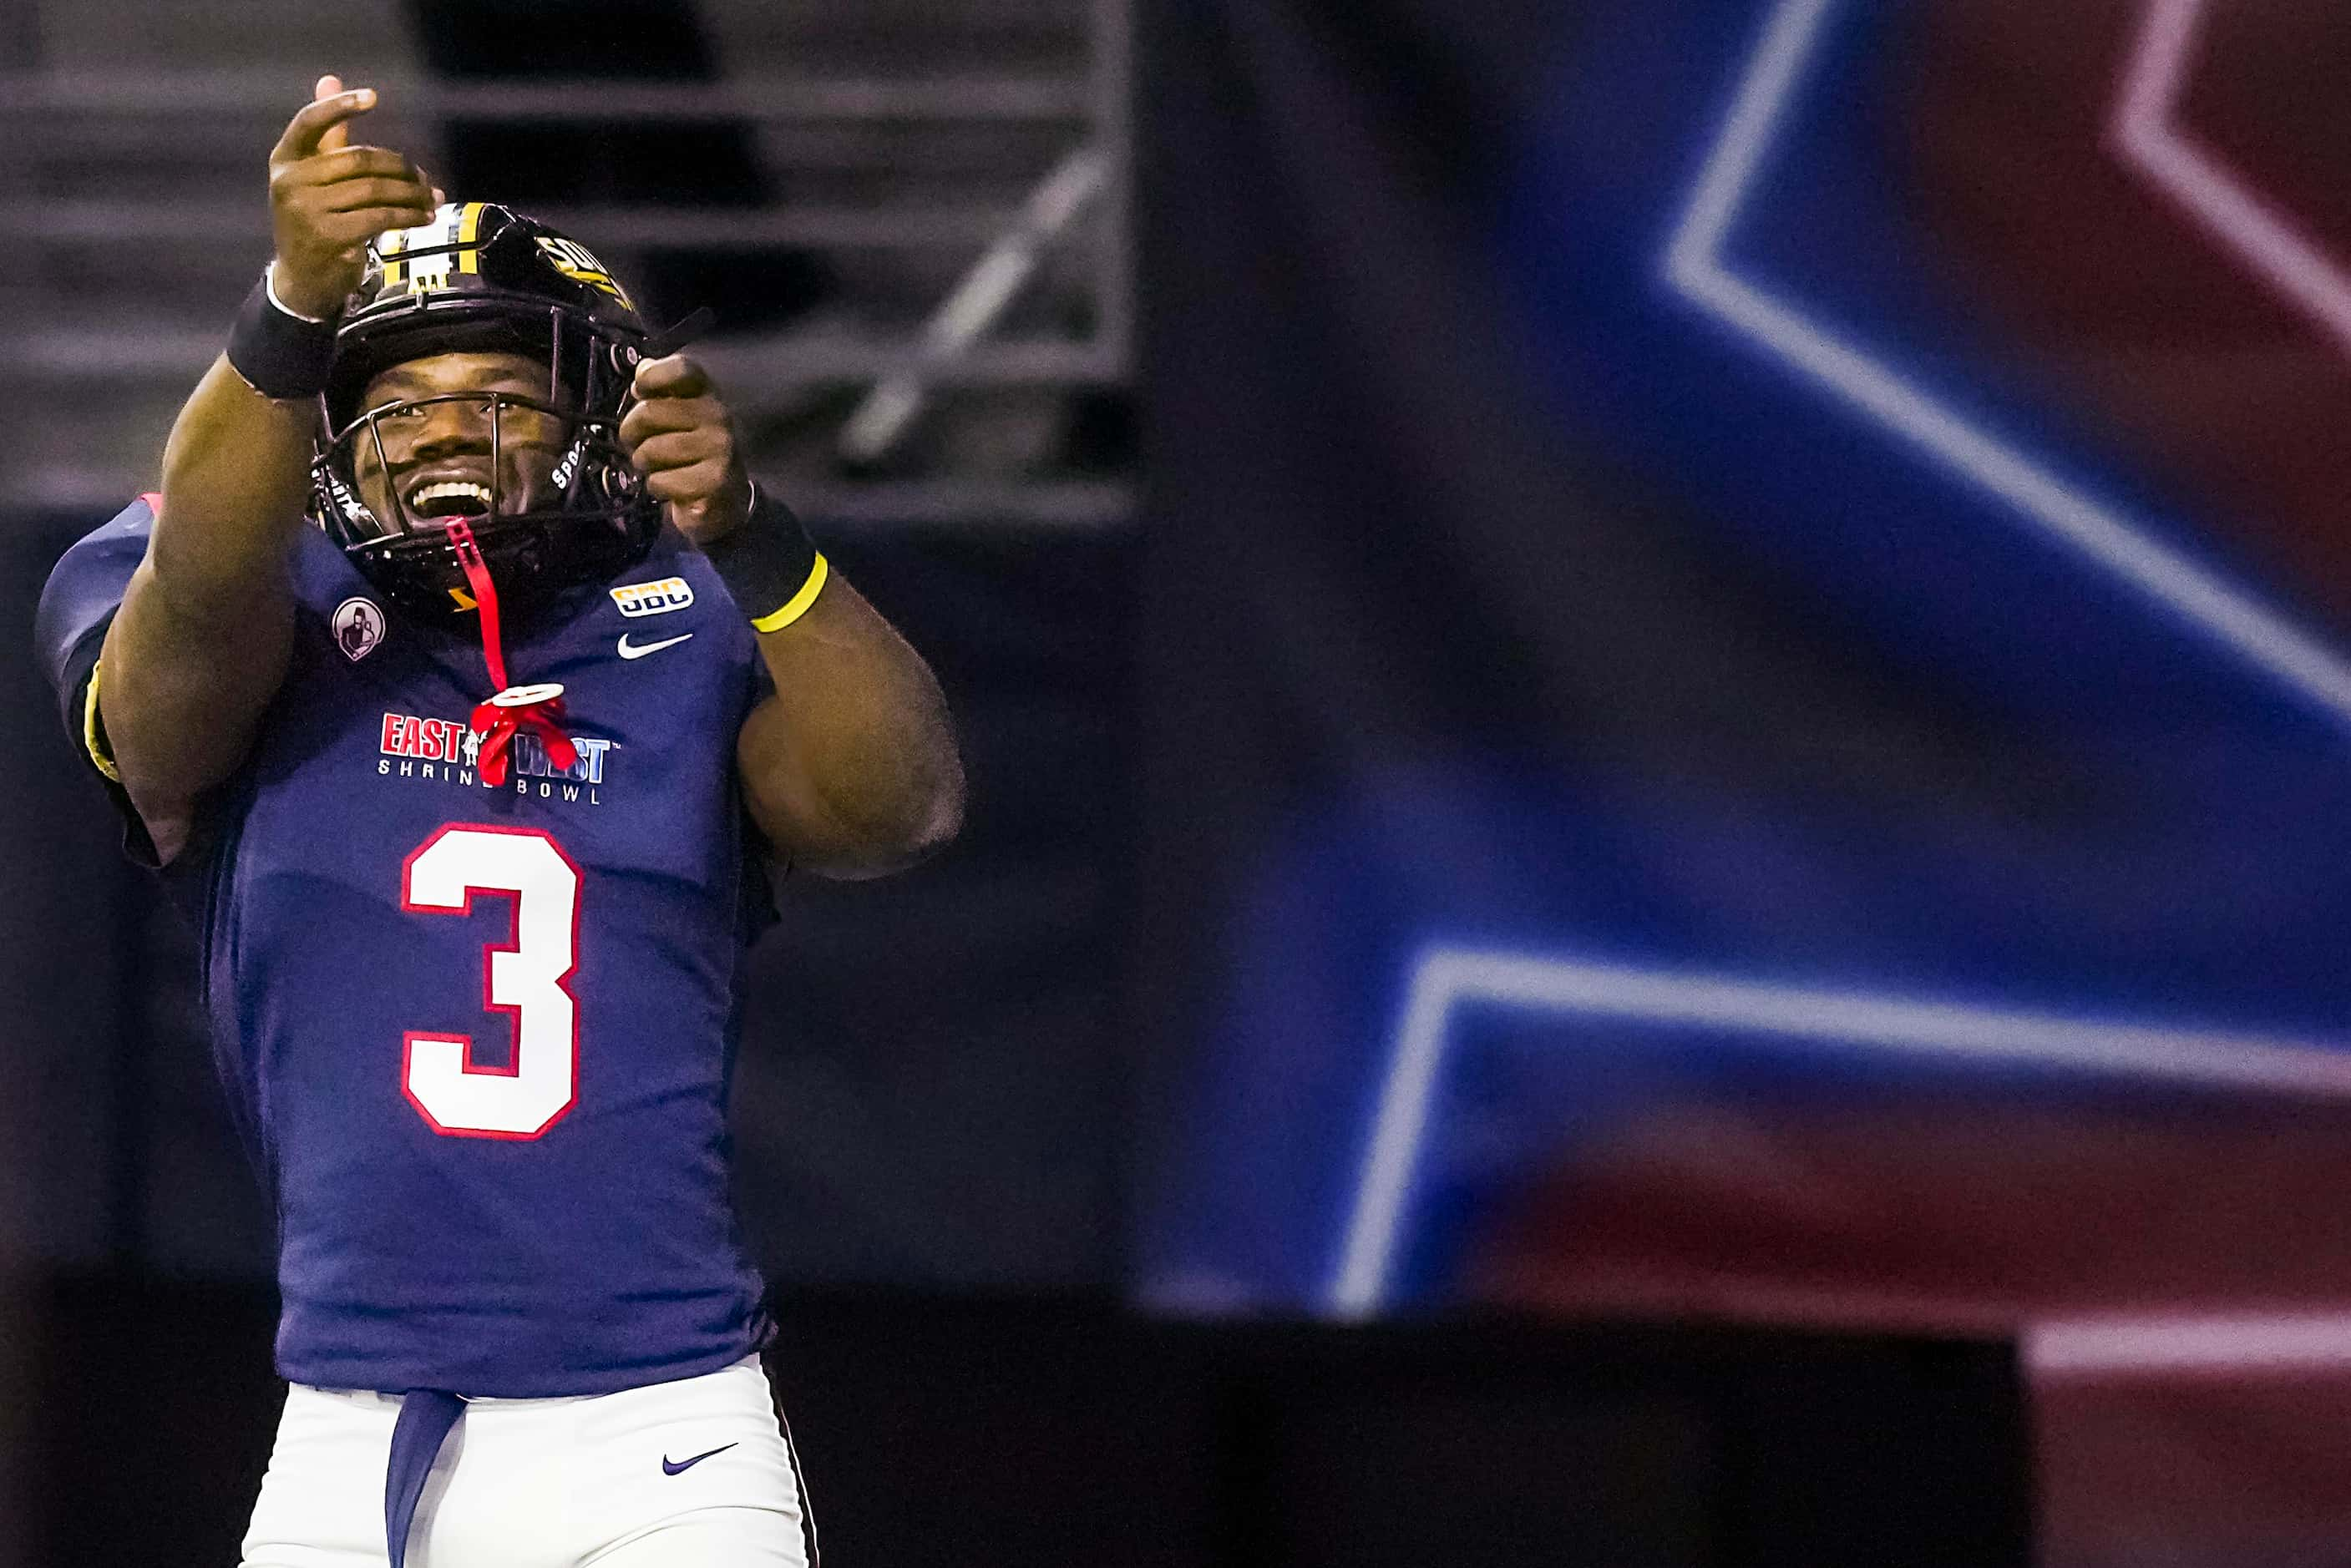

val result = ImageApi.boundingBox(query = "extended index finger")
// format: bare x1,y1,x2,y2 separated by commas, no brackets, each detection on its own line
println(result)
273,83,377,164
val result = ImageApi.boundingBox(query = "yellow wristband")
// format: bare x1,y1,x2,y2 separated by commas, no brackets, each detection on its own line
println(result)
750,553,828,634
84,661,122,782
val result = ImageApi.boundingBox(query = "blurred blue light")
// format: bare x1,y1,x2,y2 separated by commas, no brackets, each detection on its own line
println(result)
1661,0,2351,729
1327,943,2351,1317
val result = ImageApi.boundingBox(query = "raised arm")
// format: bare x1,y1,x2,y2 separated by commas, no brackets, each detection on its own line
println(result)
620,354,965,879
99,76,437,861
731,571,965,879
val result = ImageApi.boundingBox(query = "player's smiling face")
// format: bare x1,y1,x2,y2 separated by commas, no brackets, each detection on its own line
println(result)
350,351,569,532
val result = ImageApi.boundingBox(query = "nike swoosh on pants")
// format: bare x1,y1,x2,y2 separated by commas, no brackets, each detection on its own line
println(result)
661,1442,738,1475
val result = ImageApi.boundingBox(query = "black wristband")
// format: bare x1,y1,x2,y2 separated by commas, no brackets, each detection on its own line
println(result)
225,268,340,401
701,485,827,631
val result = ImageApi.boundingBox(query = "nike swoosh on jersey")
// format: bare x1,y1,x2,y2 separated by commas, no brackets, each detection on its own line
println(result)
617,632,695,660
662,1442,737,1475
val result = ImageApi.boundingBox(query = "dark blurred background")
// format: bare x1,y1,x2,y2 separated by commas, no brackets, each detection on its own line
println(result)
29,0,2351,1563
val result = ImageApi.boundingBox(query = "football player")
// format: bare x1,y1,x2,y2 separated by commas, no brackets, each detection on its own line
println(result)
33,76,963,1566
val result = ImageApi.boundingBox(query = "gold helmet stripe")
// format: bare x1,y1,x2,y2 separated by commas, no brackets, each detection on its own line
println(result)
458,200,485,273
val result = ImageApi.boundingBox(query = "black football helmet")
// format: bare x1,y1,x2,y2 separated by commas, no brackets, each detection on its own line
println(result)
311,200,663,625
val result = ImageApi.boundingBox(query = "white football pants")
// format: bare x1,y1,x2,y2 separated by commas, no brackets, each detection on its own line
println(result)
240,1356,813,1567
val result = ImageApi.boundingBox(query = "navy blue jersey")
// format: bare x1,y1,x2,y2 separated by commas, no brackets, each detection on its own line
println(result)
35,496,778,1396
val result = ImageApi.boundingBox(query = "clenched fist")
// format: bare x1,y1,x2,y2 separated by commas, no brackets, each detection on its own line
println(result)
619,354,754,545
266,73,439,321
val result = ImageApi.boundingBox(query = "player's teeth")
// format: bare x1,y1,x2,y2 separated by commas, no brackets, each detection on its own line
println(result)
408,481,492,508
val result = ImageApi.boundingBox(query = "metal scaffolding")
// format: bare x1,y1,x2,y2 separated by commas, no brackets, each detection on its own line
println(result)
0,0,1133,529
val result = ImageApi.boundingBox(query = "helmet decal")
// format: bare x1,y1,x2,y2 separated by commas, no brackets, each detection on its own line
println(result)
375,200,489,296
533,235,634,310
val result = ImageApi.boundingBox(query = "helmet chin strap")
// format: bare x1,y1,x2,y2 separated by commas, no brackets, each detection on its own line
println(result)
443,518,577,789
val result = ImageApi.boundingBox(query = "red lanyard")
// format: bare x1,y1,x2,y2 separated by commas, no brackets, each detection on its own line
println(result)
443,519,576,788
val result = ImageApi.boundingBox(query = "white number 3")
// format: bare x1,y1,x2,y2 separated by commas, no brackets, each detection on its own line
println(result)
400,824,581,1139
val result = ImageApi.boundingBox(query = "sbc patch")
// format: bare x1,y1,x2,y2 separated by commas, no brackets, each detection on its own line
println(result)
610,577,695,618
332,597,387,661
